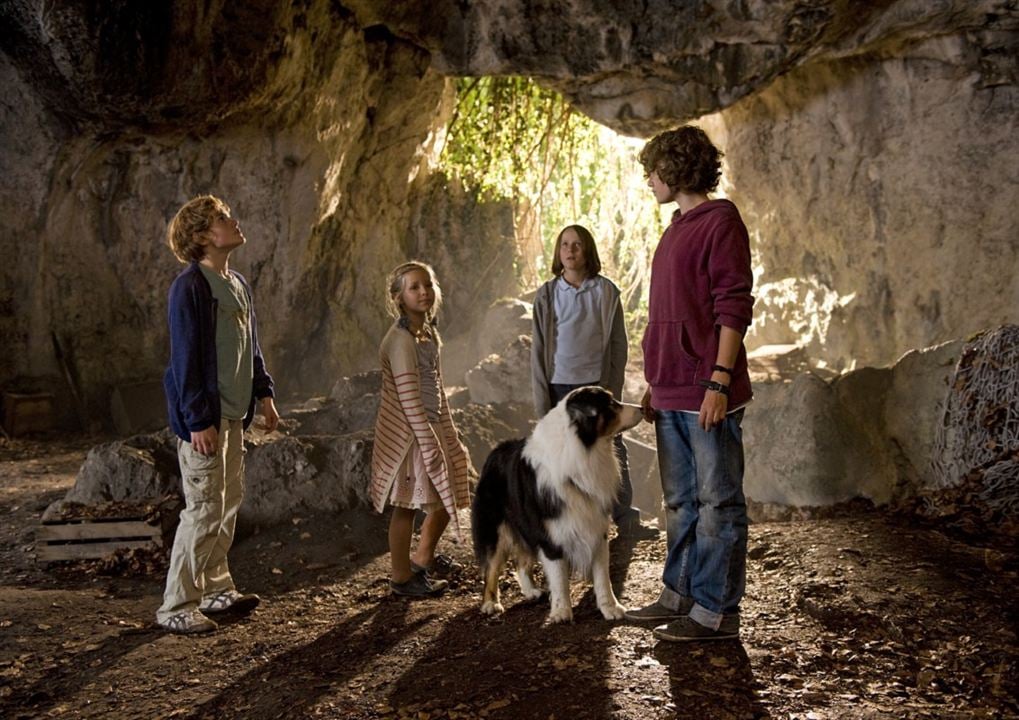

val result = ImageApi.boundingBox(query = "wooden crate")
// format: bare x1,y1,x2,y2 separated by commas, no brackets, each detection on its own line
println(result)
3,392,55,436
38,518,162,562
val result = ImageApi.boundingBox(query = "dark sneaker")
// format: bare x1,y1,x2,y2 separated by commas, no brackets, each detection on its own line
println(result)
653,616,740,642
624,595,694,624
410,553,463,578
199,590,261,616
390,573,448,598
159,609,218,635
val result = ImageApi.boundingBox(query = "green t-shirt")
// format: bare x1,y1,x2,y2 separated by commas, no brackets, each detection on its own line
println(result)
199,265,254,420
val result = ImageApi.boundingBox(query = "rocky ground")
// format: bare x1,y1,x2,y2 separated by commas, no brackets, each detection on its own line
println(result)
0,435,1016,720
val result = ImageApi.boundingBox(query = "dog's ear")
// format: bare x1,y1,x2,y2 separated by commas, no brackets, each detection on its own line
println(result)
566,398,602,448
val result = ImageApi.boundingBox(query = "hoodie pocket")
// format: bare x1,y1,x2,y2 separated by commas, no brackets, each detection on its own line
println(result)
642,321,700,386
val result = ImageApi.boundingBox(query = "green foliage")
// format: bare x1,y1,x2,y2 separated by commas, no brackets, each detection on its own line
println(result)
438,76,670,347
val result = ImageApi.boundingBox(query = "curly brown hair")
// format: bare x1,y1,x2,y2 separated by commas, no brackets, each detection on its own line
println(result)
638,125,723,195
166,195,230,264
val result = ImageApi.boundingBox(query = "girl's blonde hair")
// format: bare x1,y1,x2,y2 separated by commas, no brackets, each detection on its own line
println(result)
166,195,230,264
386,261,443,332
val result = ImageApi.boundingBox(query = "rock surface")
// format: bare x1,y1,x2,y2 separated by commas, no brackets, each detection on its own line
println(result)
347,0,1012,135
442,298,533,386
0,1,517,424
465,335,533,406
701,31,1019,369
744,340,964,508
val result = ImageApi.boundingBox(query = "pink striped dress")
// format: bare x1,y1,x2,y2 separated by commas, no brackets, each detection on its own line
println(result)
369,321,473,538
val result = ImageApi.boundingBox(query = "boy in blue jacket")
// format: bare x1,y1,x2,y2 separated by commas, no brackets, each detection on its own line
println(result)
157,195,279,634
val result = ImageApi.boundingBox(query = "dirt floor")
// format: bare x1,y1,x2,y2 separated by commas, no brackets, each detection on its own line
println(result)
1,436,1017,720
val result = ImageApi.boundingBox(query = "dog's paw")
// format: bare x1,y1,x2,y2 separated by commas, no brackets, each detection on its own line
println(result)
481,600,505,616
599,602,627,620
546,608,574,624
521,587,546,602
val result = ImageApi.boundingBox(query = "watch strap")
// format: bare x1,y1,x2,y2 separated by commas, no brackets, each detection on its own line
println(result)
698,379,730,396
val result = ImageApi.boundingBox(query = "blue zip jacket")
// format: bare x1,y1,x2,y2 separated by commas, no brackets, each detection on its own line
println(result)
163,262,274,442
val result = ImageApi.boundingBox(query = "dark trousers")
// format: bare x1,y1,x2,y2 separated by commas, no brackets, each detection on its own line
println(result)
549,383,637,523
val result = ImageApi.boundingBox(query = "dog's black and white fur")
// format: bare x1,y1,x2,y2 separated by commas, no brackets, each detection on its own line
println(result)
472,386,643,623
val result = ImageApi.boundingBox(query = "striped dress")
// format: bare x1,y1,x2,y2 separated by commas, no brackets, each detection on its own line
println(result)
369,321,472,538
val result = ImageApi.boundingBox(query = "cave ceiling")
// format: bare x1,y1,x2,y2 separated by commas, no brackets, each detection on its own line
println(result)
1,0,1008,136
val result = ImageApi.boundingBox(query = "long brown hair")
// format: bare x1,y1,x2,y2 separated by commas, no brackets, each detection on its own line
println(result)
550,224,601,279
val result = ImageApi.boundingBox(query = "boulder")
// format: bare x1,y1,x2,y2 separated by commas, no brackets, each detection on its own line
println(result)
442,298,533,385
43,431,179,521
744,338,965,508
465,335,533,405
240,431,374,529
451,401,534,473
744,374,851,508
45,393,539,529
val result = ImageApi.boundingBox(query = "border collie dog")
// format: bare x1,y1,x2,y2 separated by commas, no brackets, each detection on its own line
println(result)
472,386,643,623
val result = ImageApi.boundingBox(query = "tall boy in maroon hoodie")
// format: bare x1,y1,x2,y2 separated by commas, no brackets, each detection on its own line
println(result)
623,126,755,642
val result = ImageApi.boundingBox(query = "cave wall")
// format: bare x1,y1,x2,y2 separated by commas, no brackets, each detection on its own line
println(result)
702,32,1019,368
0,1,516,425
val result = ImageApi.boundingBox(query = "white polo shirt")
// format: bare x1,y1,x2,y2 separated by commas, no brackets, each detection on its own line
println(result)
551,276,604,384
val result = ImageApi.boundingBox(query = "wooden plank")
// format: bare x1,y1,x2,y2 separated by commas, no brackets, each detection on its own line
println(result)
38,539,159,562
38,521,161,542
42,515,152,525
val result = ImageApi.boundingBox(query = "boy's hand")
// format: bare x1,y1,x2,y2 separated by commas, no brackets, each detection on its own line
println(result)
698,390,728,431
191,426,219,456
640,386,656,423
258,397,280,433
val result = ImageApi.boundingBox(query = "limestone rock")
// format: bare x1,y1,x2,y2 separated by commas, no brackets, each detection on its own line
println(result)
241,431,374,529
465,336,533,406
451,401,534,473
744,374,851,508
744,338,965,508
476,300,533,364
443,298,533,386
271,370,384,435
1,0,1014,435
702,31,1017,369
329,371,382,405
44,431,180,520
43,394,539,529
346,0,1010,135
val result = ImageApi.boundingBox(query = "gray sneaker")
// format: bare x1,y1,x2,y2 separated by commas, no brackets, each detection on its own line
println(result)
159,609,218,635
390,573,448,598
199,590,261,615
410,553,463,578
653,615,740,642
624,595,694,624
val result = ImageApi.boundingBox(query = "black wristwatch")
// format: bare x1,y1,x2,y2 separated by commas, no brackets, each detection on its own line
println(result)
698,379,730,396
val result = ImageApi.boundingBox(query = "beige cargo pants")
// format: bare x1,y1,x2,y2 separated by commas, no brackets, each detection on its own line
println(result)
157,418,244,622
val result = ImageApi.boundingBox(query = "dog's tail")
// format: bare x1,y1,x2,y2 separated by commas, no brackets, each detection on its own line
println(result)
471,439,523,567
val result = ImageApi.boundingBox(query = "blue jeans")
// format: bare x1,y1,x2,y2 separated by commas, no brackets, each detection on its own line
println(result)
656,408,747,630
549,383,636,522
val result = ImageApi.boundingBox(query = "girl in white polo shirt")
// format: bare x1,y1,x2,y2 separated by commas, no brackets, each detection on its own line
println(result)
530,225,649,534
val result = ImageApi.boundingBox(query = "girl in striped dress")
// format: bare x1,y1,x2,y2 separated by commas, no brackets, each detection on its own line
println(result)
369,261,473,597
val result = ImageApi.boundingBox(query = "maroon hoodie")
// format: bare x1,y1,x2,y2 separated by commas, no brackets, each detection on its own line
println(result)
641,199,755,411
